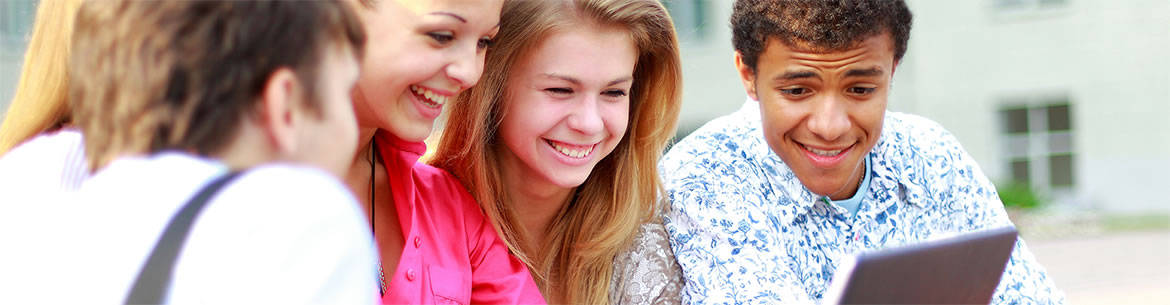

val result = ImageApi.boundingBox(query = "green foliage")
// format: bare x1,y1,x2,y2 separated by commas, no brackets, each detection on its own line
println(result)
996,182,1044,209
1103,214,1170,232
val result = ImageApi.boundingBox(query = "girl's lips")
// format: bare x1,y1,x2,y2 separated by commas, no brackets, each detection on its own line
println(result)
543,139,598,165
545,139,596,159
406,85,451,119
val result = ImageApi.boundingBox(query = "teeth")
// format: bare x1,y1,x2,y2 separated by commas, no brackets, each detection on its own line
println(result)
804,145,843,156
410,85,449,108
548,140,594,159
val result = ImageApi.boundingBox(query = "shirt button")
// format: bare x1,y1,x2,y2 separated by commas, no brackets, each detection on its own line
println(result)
406,268,416,281
414,237,421,248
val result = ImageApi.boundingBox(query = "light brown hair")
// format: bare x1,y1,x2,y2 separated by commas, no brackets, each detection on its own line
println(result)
71,0,366,170
429,0,682,303
0,0,84,155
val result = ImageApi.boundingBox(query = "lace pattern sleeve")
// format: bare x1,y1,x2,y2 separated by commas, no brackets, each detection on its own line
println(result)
609,218,684,305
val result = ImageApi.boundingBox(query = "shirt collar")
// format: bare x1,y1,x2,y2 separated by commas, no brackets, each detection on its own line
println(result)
826,155,872,218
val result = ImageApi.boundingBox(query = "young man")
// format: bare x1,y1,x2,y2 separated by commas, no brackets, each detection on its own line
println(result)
661,1,1065,304
0,1,378,303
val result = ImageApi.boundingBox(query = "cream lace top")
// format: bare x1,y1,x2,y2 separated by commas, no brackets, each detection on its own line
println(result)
609,218,684,305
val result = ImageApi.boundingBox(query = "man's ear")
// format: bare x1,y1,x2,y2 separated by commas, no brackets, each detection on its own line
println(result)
734,51,759,101
256,68,303,156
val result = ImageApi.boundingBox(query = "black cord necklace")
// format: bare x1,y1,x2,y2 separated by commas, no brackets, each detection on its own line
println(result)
369,140,386,295
369,141,375,233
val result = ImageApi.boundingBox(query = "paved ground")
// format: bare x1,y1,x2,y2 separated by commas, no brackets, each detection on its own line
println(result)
1026,230,1170,304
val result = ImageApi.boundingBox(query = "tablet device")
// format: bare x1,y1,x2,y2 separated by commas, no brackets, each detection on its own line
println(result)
821,226,1019,305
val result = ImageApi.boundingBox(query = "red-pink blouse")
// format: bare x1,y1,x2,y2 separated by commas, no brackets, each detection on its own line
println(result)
375,131,544,305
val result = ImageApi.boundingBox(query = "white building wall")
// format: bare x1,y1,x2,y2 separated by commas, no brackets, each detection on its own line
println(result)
898,0,1170,211
672,0,743,136
0,52,20,125
0,0,38,127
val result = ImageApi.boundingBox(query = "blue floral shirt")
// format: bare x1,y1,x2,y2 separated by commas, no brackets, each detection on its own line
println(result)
661,100,1065,305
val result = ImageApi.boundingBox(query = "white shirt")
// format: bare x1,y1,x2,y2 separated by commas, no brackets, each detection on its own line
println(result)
0,152,378,304
0,129,89,195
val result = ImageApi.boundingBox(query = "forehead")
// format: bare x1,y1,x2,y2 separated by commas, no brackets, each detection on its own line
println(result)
518,25,636,78
397,0,503,18
759,33,896,71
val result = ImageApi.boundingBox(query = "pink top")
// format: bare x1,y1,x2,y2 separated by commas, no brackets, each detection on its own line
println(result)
375,131,545,305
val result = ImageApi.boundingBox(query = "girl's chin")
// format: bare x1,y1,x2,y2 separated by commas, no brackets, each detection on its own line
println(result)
546,172,591,189
386,120,434,142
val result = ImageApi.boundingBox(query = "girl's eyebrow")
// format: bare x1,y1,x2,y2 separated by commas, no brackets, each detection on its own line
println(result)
429,11,466,23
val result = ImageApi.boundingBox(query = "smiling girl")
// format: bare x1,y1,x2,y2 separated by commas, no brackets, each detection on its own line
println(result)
430,0,684,303
344,0,542,303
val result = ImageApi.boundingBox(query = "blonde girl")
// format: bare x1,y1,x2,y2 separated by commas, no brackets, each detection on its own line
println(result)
431,0,684,303
0,0,88,194
0,0,82,154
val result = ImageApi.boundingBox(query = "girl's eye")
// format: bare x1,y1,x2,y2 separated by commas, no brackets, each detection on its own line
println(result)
477,37,494,50
603,90,628,97
545,88,573,95
427,32,454,44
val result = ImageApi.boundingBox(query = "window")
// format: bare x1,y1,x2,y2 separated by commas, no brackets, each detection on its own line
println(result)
664,0,708,42
999,96,1075,191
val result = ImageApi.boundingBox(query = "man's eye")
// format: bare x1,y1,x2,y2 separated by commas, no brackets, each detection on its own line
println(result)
780,88,809,96
848,87,876,95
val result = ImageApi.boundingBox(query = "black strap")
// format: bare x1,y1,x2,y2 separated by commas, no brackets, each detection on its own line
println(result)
124,171,245,305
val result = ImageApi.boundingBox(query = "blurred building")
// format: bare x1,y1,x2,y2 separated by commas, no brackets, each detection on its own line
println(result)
2,1,1166,211
667,0,1170,212
0,0,37,126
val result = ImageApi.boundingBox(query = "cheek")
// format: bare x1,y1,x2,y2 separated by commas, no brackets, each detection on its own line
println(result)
759,101,801,138
854,99,887,136
759,118,787,150
499,98,543,148
357,59,405,102
605,102,631,140
363,36,443,92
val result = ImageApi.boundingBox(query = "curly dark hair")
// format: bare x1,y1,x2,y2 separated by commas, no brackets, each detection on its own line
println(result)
731,0,912,72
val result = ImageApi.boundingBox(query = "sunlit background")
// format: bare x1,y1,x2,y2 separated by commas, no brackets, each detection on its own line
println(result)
1,0,1167,303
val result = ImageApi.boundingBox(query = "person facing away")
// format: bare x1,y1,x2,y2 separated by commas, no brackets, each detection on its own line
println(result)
660,0,1066,304
0,1,379,303
341,0,544,303
0,0,89,195
429,0,685,303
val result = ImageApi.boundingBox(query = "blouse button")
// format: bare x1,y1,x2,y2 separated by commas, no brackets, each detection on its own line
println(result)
414,237,421,248
406,268,416,281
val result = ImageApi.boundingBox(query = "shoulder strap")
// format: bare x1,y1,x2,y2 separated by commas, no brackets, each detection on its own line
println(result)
124,171,245,305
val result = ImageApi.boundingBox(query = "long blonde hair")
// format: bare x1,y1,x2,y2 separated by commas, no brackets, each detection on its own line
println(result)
0,0,83,155
430,0,681,303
